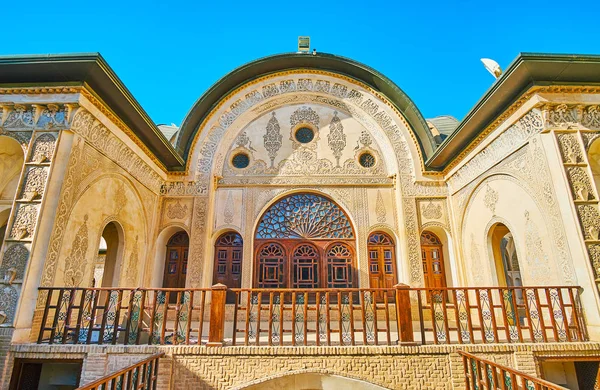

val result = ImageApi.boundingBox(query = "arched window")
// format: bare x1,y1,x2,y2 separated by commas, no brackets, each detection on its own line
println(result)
292,244,319,289
257,243,285,288
367,232,397,289
420,231,447,289
254,193,356,289
163,231,189,294
213,232,243,302
326,243,353,288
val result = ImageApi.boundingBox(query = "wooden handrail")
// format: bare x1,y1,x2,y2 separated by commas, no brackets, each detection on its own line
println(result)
458,350,567,389
76,352,164,390
35,285,586,347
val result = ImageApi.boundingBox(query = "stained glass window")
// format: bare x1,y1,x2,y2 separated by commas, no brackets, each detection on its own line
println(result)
359,152,376,168
295,127,314,143
232,153,250,169
256,193,354,239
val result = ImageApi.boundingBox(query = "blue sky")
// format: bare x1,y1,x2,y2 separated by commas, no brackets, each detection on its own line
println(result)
2,0,599,126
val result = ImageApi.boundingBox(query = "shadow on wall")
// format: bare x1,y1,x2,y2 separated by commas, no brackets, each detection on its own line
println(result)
236,372,390,390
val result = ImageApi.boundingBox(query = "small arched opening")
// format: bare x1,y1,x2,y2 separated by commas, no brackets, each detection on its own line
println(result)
95,221,125,287
588,138,600,196
0,136,24,243
489,223,522,289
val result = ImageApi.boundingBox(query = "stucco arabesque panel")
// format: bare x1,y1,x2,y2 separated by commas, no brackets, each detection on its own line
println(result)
459,140,574,285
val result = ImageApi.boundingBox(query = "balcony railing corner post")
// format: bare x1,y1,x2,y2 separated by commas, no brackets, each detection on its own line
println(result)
394,283,414,344
207,283,227,347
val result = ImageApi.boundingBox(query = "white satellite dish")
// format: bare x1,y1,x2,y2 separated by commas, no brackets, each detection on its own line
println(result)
481,58,502,79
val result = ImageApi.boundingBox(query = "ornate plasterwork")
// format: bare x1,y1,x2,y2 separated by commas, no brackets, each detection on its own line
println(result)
327,111,346,167
63,215,89,287
125,236,139,286
167,200,188,220
20,166,48,200
41,139,84,287
403,198,423,285
0,286,18,325
263,113,282,167
9,204,38,240
422,201,442,220
217,176,394,187
188,197,208,287
459,139,575,284
447,110,544,192
0,244,29,283
160,181,208,196
483,184,499,215
375,190,386,223
524,210,548,284
31,133,56,163
70,110,163,193
224,191,234,225
195,72,421,182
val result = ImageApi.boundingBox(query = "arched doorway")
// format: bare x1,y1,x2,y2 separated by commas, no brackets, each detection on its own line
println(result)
213,232,243,303
97,222,124,287
367,232,397,290
490,223,522,288
420,231,447,289
163,231,189,293
254,193,356,289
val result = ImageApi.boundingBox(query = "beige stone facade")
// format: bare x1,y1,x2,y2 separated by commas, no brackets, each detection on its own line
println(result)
0,52,600,388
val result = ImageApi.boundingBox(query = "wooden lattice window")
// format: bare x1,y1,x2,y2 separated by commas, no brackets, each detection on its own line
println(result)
326,243,353,288
256,193,354,239
257,243,285,288
420,231,442,246
292,244,319,289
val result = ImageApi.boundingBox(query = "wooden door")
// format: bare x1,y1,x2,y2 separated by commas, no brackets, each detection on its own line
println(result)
367,232,397,290
213,232,243,303
163,232,189,303
420,231,447,290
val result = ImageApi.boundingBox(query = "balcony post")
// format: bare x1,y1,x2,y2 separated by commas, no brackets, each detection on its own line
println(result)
207,283,227,347
394,283,414,344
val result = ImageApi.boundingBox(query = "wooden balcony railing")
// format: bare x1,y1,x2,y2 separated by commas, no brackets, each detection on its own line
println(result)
76,352,163,390
35,285,586,347
458,350,567,389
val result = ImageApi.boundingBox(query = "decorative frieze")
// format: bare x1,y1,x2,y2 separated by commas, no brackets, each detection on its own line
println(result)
448,110,544,192
70,110,163,193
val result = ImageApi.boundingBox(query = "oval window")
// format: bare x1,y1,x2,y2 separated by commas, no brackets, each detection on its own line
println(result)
295,127,315,143
359,152,376,168
232,152,250,169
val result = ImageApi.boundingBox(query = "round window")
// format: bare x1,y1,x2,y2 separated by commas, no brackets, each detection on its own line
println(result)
295,127,315,143
232,152,250,169
359,152,376,168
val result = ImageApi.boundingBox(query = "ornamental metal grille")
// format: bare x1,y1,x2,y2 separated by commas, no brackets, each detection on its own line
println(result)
256,193,354,239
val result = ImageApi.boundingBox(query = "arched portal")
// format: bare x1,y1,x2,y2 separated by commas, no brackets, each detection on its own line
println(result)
213,231,243,303
97,222,124,288
420,231,447,289
163,231,190,295
254,193,356,289
489,223,522,288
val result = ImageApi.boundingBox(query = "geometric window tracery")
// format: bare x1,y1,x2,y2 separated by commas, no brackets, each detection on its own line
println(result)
256,193,354,239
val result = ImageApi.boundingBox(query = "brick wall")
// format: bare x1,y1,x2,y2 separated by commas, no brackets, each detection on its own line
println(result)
6,343,599,390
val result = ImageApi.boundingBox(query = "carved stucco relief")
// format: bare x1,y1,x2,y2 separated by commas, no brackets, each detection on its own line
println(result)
63,215,89,287
456,133,575,285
